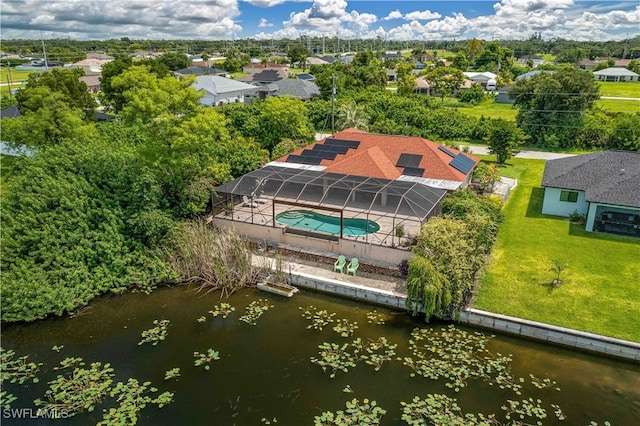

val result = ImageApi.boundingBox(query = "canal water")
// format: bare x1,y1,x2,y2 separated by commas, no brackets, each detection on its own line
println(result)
2,285,639,425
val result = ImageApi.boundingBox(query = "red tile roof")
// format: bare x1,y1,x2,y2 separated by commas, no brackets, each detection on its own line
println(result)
277,129,480,182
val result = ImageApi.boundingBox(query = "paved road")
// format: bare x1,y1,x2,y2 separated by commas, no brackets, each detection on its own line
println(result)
465,145,576,160
601,96,640,101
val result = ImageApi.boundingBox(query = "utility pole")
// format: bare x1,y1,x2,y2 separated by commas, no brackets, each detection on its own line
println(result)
322,35,325,55
41,32,49,70
331,74,336,134
6,61,13,96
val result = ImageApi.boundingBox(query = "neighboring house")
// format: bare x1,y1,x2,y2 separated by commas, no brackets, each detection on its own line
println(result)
242,63,289,74
192,75,257,106
496,70,554,103
174,66,229,77
496,84,514,104
415,76,473,97
0,105,21,119
319,55,338,64
79,73,101,93
240,68,289,84
383,52,402,61
517,55,545,67
463,72,498,88
541,150,640,237
576,58,597,70
386,69,397,82
593,67,639,82
86,52,115,61
305,57,330,66
131,51,162,59
248,79,320,101
267,79,320,100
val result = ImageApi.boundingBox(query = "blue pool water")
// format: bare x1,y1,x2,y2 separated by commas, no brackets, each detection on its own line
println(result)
276,210,380,236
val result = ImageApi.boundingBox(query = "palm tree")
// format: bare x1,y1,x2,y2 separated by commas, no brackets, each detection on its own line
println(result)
336,102,370,132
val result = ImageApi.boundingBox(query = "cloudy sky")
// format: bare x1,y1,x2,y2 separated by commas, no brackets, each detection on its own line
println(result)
1,0,638,41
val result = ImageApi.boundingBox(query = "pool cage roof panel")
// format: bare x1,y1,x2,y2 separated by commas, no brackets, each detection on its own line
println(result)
215,165,447,221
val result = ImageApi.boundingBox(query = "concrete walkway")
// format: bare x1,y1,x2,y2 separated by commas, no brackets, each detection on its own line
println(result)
252,253,407,295
465,145,576,160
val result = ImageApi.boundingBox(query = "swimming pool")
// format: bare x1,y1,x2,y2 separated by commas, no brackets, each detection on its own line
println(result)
276,210,380,236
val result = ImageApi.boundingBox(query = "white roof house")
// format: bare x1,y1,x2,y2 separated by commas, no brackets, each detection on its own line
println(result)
593,67,639,82
463,72,498,88
517,55,545,67
192,76,257,106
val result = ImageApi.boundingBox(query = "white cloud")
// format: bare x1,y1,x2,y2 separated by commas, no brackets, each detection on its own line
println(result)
246,0,286,7
258,18,274,27
382,10,403,21
404,10,442,21
342,11,378,32
494,0,573,17
1,0,242,39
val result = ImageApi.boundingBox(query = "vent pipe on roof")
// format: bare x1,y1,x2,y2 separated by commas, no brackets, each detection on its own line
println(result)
619,169,626,175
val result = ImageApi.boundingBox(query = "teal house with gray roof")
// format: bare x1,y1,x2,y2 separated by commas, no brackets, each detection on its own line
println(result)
541,151,640,237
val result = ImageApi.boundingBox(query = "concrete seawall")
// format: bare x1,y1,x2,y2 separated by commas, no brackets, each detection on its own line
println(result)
276,263,640,363
458,309,640,362
288,270,407,310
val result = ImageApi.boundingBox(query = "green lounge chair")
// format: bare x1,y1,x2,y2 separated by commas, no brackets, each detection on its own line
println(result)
334,255,346,273
346,258,359,276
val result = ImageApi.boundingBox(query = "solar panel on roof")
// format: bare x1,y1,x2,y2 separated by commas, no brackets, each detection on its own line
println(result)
302,149,337,160
299,155,323,165
438,145,457,158
449,154,475,174
402,167,425,177
324,139,360,149
286,154,322,165
314,144,349,154
396,153,423,168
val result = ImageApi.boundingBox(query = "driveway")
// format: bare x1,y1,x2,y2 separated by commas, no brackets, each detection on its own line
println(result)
465,145,575,160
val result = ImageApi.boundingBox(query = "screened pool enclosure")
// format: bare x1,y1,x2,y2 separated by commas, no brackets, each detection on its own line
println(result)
212,165,447,247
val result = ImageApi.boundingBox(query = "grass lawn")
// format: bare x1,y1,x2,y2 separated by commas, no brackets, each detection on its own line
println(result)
452,98,518,121
597,81,640,98
0,68,33,95
473,157,640,342
596,98,640,113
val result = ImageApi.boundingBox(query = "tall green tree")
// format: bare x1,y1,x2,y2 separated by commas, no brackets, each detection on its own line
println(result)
288,44,310,69
336,101,370,131
396,62,417,96
158,52,191,71
424,67,464,103
110,65,201,124
100,57,171,111
2,86,98,149
16,68,96,114
508,66,600,148
254,97,315,152
485,118,526,164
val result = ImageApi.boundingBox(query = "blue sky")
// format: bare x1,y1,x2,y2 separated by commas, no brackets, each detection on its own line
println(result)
1,0,638,41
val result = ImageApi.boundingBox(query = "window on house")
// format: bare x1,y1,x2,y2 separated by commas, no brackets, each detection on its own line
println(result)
559,190,578,202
